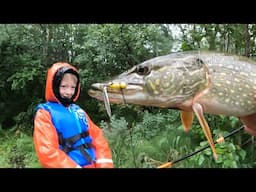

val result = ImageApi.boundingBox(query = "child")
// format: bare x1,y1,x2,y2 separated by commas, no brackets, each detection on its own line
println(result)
33,62,114,168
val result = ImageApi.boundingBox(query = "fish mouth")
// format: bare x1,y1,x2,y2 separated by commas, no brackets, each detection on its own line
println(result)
88,83,129,118
88,82,146,106
88,82,178,108
88,83,142,96
88,83,102,94
88,85,104,100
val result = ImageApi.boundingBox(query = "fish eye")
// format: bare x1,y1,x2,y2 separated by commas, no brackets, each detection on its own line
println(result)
136,65,150,75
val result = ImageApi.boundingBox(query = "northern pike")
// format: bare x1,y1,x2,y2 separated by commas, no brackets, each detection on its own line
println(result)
88,51,256,160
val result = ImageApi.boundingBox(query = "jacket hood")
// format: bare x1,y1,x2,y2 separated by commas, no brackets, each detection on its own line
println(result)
45,62,81,103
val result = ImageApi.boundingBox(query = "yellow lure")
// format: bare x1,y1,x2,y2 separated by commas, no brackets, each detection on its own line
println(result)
108,82,126,89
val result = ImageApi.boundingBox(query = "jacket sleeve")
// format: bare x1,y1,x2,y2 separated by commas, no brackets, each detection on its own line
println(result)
33,109,79,168
86,114,114,168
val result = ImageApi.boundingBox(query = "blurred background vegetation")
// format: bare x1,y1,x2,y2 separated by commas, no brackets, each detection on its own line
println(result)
1,24,256,168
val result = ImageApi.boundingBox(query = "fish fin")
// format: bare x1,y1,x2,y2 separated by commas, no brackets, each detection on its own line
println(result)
192,102,218,160
180,111,194,133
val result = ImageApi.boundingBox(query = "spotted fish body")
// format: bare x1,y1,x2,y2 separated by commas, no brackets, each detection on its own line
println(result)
89,51,256,116
88,51,256,159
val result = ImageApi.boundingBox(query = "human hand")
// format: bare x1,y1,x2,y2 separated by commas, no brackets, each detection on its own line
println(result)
75,165,82,168
239,113,256,136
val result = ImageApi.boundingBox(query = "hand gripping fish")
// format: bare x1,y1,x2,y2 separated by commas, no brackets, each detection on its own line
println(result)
88,51,256,160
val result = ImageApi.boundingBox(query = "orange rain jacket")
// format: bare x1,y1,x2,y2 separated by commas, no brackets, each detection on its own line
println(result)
33,62,114,168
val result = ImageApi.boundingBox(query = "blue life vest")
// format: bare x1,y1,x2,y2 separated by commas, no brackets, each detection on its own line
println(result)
36,102,96,166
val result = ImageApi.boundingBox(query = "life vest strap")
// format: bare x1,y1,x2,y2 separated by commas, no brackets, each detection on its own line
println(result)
58,131,94,162
58,131,89,148
76,144,93,162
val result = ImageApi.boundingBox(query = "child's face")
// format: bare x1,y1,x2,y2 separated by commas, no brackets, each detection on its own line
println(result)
59,73,78,99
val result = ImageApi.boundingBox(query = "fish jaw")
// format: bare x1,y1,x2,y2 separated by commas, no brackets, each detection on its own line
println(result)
88,82,174,107
88,82,144,104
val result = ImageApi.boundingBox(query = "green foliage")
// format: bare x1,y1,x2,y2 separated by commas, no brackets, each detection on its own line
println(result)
7,66,39,90
102,110,196,168
101,108,254,168
100,115,132,168
187,139,248,168
0,129,40,168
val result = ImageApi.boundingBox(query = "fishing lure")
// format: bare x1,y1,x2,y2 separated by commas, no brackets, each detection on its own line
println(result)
102,82,127,118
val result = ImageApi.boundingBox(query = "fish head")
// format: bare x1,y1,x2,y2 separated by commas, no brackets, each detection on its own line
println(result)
88,52,208,108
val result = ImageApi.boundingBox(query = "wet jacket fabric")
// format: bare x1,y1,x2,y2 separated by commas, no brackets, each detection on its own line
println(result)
33,62,113,168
